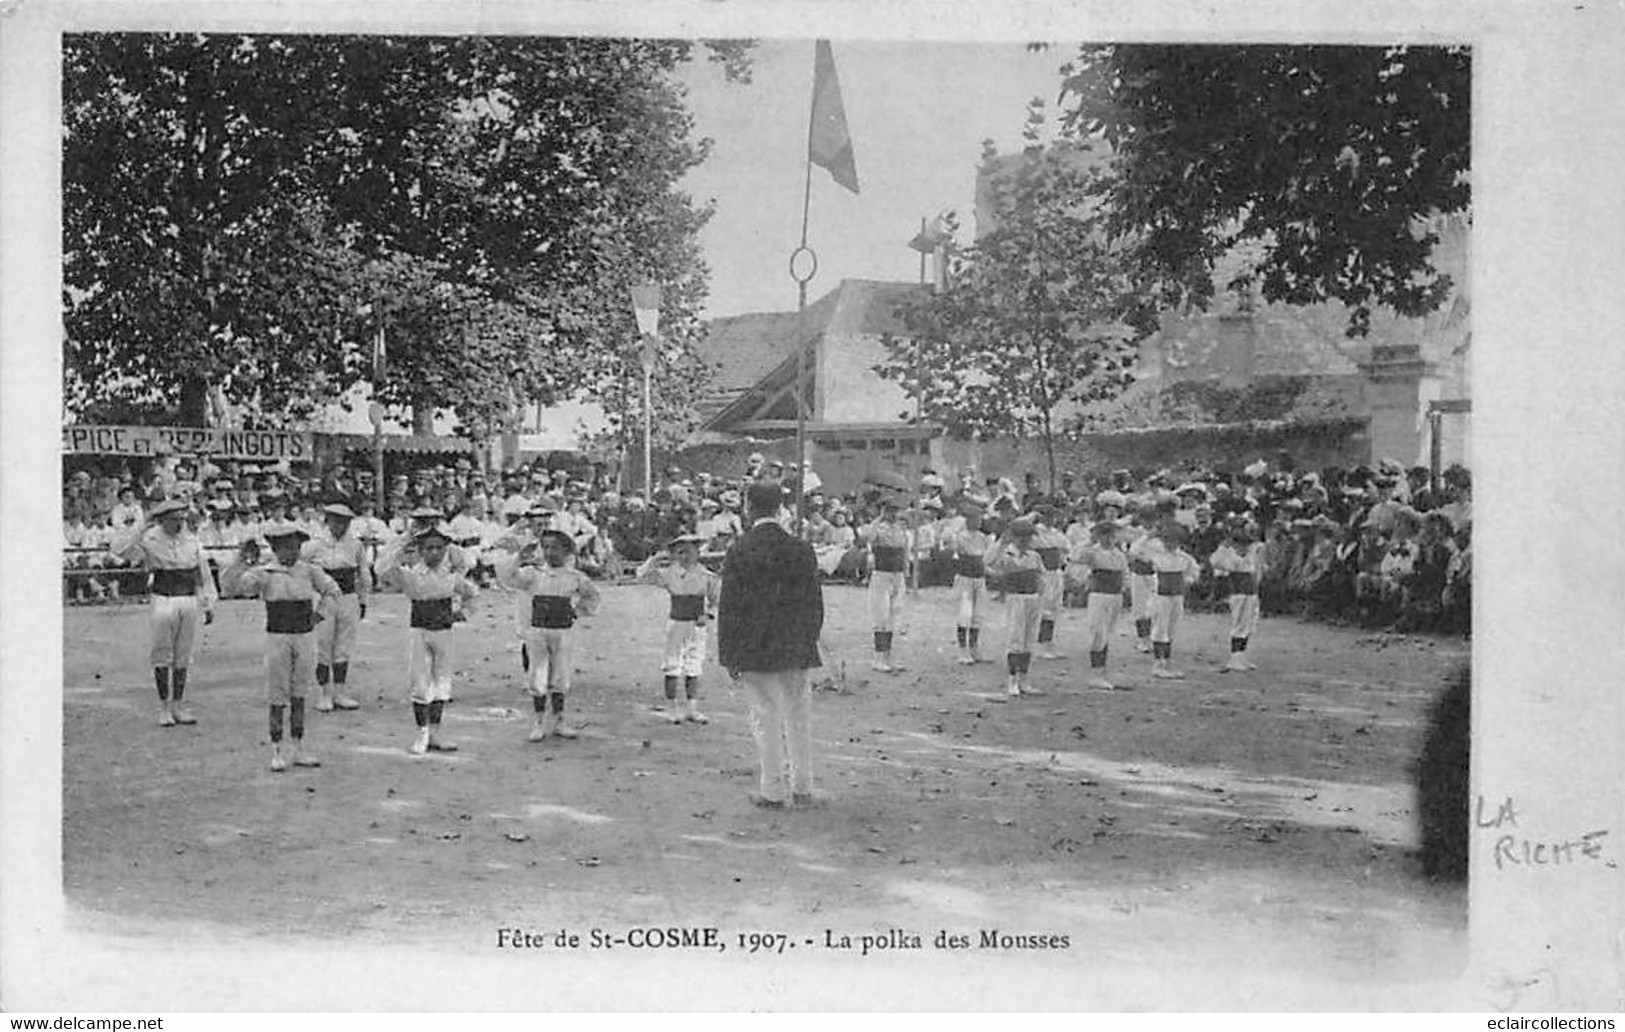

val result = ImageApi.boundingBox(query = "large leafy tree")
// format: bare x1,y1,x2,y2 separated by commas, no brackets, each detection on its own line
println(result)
1057,44,1470,337
62,35,358,424
878,104,1145,491
62,34,749,431
309,36,740,435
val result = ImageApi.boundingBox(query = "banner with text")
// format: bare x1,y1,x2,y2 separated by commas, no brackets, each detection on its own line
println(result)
63,425,314,461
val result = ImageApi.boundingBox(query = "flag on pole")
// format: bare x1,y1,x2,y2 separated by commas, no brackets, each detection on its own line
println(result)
372,324,386,383
809,40,859,194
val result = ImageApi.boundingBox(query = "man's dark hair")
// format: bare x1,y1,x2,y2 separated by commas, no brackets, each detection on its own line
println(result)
745,480,785,519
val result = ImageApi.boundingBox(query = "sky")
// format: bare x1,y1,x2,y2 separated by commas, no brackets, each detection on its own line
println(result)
676,39,1070,319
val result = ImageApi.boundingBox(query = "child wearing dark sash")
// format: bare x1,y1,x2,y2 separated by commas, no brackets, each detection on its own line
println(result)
1070,519,1129,690
376,524,479,755
496,529,601,741
636,533,720,723
1210,519,1265,672
220,521,340,771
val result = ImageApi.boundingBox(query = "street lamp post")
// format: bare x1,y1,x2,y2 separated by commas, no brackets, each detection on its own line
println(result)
361,305,386,513
642,362,653,501
629,284,662,502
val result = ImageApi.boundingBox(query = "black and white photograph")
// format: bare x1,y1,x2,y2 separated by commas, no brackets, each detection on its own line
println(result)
2,0,1623,1016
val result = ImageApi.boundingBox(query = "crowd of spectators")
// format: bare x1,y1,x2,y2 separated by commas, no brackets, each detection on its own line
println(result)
62,448,1471,636
835,456,1472,637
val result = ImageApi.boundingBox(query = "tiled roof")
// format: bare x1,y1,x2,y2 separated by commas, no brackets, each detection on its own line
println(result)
699,279,920,391
697,279,922,433
696,310,806,392
821,279,920,337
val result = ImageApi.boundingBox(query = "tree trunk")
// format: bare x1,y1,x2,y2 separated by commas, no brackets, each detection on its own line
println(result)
178,376,210,427
1041,403,1057,498
412,402,434,436
1029,311,1057,497
619,373,633,494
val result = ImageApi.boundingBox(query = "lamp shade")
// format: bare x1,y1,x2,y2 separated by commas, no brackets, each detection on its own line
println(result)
629,284,661,336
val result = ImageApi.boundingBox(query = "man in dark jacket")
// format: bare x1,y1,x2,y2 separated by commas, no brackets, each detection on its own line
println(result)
718,480,824,809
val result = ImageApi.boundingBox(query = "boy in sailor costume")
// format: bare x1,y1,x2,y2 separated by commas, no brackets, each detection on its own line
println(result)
861,496,912,673
110,498,218,727
636,534,721,723
1069,519,1130,690
495,528,601,742
301,502,369,711
220,522,340,771
376,524,479,755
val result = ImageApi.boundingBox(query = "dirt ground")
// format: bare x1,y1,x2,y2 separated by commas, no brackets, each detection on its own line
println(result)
59,582,1471,1009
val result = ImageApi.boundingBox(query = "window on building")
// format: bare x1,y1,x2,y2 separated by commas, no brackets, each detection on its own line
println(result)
875,439,896,450
843,440,868,451
899,440,917,455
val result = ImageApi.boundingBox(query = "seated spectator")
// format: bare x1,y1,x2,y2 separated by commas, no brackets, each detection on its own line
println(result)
1441,521,1472,635
809,508,853,579
109,487,144,534
1399,512,1454,632
64,514,105,603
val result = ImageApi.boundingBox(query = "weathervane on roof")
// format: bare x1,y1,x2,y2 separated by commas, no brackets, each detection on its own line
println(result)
907,210,955,291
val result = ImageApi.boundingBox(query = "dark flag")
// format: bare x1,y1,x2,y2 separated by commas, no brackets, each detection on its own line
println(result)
808,40,859,194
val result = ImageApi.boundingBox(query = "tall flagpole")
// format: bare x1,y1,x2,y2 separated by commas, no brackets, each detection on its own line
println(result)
793,191,813,530
796,39,857,530
790,58,819,533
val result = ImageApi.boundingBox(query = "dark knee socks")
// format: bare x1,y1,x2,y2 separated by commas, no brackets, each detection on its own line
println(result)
663,674,680,700
269,704,285,742
289,697,306,739
153,667,170,701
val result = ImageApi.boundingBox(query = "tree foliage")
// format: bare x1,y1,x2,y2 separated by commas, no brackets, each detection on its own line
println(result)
877,103,1145,490
62,34,750,432
1058,44,1470,336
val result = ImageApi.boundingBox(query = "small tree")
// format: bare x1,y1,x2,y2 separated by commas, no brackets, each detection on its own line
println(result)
877,102,1147,492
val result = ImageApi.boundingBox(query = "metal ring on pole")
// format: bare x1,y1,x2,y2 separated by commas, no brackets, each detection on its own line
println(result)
787,245,818,535
788,245,819,286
